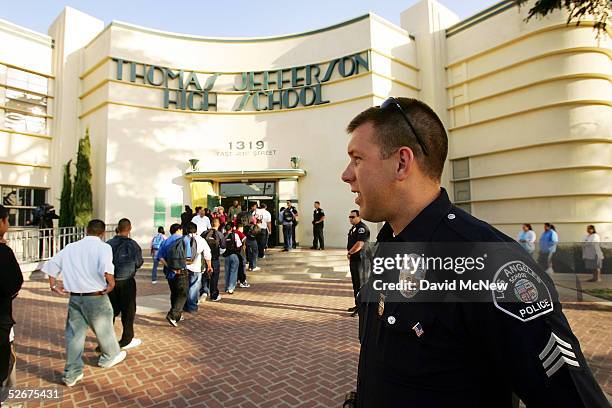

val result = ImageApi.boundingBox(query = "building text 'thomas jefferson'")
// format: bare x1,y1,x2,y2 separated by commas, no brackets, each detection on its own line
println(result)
112,52,369,112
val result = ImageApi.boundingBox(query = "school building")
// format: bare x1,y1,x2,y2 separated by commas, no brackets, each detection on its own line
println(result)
1,0,610,248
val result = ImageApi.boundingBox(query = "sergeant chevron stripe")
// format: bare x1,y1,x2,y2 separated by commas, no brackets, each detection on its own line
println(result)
539,332,580,377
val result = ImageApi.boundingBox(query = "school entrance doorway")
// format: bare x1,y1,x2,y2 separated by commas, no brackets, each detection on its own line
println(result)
184,168,306,249
219,181,278,247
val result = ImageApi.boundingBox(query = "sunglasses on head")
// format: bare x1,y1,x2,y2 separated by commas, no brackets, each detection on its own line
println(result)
380,97,429,156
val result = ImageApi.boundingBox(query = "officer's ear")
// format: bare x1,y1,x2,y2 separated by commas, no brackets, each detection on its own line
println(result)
396,146,415,180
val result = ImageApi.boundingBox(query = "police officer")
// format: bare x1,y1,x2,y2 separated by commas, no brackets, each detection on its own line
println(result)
347,209,370,317
341,97,609,407
311,201,326,250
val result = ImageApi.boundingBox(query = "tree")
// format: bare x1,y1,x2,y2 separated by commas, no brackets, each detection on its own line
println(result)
58,159,74,227
516,0,610,37
73,129,94,226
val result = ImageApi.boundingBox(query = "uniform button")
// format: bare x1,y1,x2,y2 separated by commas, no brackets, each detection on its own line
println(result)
387,316,396,325
447,213,456,220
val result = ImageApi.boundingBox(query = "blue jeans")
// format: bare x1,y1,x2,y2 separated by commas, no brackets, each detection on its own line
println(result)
282,224,293,250
151,249,160,281
64,295,121,382
247,240,258,269
186,271,202,312
224,254,239,292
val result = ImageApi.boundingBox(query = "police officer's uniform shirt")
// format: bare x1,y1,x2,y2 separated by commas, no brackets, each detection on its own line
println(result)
348,221,370,253
313,208,325,226
356,188,608,408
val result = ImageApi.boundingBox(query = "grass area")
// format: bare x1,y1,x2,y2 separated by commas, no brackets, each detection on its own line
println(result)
583,288,612,301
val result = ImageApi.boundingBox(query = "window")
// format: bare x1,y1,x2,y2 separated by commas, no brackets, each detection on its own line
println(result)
452,158,469,179
220,182,276,197
1,67,49,134
453,180,471,202
455,203,472,214
6,68,48,95
2,186,48,227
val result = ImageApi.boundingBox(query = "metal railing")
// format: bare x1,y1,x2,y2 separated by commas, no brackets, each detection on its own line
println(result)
5,225,117,264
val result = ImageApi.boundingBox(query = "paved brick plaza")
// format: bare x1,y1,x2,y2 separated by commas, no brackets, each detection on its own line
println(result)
6,252,612,407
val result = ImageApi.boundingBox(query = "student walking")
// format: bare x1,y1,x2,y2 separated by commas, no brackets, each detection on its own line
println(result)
185,222,212,312
245,221,260,271
156,223,193,327
517,223,536,257
150,226,166,283
583,225,604,282
538,223,558,272
42,219,127,387
106,218,144,350
255,203,272,258
223,224,241,294
279,201,298,251
0,205,23,400
202,219,226,301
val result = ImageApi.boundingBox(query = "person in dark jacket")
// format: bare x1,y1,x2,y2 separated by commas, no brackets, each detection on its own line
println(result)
180,205,194,236
0,205,23,400
106,218,143,350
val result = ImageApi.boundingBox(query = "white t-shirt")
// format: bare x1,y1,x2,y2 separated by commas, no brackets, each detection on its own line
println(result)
42,236,114,293
191,214,212,236
187,234,212,273
256,208,272,230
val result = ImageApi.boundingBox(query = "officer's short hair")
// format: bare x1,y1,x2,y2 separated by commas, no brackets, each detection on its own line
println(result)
346,97,448,181
351,209,360,216
314,201,320,205
0,204,8,220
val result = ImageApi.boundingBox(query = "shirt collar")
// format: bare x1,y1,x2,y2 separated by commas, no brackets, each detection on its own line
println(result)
376,188,452,242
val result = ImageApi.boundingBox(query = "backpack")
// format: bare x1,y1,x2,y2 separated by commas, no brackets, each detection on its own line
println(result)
113,239,138,279
223,232,237,257
165,236,194,270
282,207,295,224
204,229,221,258
151,233,165,249
236,211,253,227
246,224,260,240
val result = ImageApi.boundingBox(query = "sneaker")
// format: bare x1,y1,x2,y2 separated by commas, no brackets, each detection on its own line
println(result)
239,281,251,288
309,247,317,250
166,315,178,327
178,315,185,322
252,267,261,271
227,290,234,294
100,350,127,368
64,373,84,387
281,249,289,252
212,295,222,302
152,280,157,284
121,338,142,350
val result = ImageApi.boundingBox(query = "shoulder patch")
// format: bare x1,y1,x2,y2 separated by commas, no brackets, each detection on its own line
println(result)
492,260,553,322
358,227,365,234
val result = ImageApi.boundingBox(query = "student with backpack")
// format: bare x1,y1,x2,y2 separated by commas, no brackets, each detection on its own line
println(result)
156,223,193,327
150,226,166,283
279,201,298,251
245,221,260,271
223,223,242,294
201,219,226,301
184,222,212,312
106,218,144,350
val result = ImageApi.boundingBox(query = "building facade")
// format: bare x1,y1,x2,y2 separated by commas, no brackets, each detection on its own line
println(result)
1,0,610,248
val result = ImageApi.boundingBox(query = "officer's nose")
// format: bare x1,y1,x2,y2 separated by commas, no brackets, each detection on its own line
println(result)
341,163,354,184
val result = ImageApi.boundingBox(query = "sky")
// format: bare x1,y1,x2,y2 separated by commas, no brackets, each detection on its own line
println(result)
1,0,498,37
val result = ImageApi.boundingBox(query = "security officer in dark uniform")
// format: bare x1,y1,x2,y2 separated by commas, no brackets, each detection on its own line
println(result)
341,97,609,407
347,210,370,317
311,201,326,250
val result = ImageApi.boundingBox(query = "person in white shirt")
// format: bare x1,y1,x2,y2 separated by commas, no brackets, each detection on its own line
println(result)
42,219,126,387
583,224,604,282
517,223,537,257
255,203,272,258
191,208,212,237
185,222,212,312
